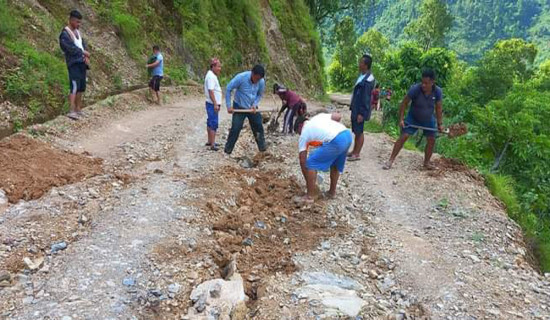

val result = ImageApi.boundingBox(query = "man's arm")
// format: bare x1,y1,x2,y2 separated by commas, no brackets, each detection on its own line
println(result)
59,31,83,56
147,60,160,68
398,95,411,128
359,82,373,119
435,100,443,132
226,74,242,112
299,151,308,181
253,79,265,108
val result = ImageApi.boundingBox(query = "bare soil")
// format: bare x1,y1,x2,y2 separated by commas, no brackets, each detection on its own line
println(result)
0,134,103,203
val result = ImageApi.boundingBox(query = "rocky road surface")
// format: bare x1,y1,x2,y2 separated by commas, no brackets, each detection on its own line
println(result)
1,88,549,320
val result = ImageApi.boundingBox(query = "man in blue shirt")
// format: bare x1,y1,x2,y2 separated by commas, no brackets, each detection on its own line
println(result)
224,65,267,155
348,54,375,161
146,45,164,104
383,69,444,170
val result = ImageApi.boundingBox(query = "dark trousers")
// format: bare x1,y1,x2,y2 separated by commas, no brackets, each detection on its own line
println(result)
224,112,266,154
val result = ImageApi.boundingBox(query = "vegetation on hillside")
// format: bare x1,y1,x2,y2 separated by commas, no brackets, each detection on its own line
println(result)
0,0,324,131
319,0,550,271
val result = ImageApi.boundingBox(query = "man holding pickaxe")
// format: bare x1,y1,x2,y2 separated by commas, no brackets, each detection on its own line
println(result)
383,69,443,170
224,65,267,155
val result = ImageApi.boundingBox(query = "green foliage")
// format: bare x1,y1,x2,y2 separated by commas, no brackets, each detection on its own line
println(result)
304,0,367,25
328,17,358,91
474,39,538,104
330,0,546,63
0,0,19,39
3,40,67,119
269,0,326,94
355,29,390,82
404,0,453,51
363,118,383,133
165,66,188,86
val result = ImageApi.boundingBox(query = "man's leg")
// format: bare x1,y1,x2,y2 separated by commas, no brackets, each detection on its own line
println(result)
249,113,266,152
305,169,317,199
224,113,246,154
328,166,340,198
424,136,436,168
75,93,83,113
383,133,410,169
351,132,364,156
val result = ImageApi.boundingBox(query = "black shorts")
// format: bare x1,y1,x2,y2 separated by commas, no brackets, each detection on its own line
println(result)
68,63,87,94
149,76,163,92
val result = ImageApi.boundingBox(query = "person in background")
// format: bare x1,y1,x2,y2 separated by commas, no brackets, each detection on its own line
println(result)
383,69,443,170
146,45,164,105
59,9,90,120
348,54,375,161
224,65,267,155
273,83,307,134
371,83,381,111
204,58,222,151
296,112,352,204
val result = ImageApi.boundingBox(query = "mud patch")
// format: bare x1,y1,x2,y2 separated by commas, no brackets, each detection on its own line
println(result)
0,135,103,203
429,157,481,180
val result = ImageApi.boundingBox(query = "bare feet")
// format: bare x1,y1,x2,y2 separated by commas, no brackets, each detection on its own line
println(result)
423,162,437,170
382,161,393,170
293,195,314,204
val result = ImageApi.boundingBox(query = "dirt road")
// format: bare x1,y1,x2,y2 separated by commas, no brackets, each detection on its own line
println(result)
0,89,549,320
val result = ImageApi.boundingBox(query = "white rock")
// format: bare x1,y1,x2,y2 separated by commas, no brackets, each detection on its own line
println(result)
295,284,365,317
23,256,44,271
186,273,246,318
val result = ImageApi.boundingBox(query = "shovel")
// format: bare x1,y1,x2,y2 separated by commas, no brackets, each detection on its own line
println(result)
404,123,467,138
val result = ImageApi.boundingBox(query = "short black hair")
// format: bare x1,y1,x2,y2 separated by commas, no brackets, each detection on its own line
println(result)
422,69,436,80
70,10,82,20
153,45,160,51
251,64,265,78
361,54,372,69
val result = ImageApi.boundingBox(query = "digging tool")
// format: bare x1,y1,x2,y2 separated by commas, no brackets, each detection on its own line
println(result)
404,123,467,138
231,109,278,114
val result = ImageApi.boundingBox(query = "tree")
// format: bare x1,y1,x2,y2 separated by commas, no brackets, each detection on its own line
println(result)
474,38,538,104
404,0,453,51
304,0,367,25
355,29,390,82
328,17,358,91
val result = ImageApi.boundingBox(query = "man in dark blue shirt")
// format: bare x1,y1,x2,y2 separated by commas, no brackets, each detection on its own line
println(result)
383,69,443,170
348,54,375,161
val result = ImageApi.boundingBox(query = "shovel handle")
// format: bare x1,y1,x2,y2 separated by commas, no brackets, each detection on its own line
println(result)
404,123,449,134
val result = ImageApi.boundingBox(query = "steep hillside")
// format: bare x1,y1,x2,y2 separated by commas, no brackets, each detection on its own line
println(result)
0,0,324,134
333,0,549,63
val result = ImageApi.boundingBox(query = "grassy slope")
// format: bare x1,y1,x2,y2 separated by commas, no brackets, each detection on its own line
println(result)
0,0,324,130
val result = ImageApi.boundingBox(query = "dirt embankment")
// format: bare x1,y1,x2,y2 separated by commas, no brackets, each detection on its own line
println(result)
0,135,103,203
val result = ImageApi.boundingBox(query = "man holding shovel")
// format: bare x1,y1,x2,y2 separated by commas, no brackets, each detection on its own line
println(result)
224,65,267,155
383,69,443,170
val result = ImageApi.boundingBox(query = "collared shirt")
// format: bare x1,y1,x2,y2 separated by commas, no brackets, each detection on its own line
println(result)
225,71,265,110
407,84,443,122
355,73,367,85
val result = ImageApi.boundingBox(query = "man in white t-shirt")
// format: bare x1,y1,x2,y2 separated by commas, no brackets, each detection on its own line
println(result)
297,113,353,203
204,58,222,151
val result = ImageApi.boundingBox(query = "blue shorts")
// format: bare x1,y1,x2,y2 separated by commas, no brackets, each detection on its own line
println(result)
206,102,219,131
306,130,352,173
402,114,436,137
351,113,365,134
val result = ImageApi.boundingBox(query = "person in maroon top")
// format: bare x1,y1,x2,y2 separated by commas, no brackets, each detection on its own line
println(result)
274,83,307,134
